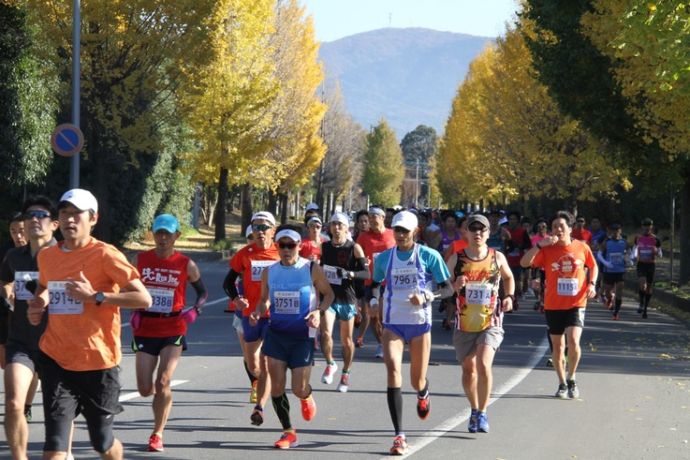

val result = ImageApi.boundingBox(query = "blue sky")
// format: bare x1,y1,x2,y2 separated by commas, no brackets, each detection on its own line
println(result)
301,0,521,42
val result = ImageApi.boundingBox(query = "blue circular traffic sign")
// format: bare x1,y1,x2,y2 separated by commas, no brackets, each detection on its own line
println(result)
51,123,84,157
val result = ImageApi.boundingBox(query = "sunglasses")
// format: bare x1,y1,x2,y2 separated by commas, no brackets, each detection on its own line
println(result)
468,225,487,232
393,226,410,234
252,224,272,232
24,210,52,220
278,242,298,250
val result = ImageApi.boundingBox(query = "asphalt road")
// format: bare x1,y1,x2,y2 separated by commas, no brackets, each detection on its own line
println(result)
2,258,690,459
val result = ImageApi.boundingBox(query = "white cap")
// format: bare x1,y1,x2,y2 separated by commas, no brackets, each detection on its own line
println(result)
391,210,418,231
307,216,323,226
251,211,276,226
245,225,253,238
368,207,385,217
59,189,98,213
275,229,301,242
329,212,349,226
498,216,508,226
305,203,319,212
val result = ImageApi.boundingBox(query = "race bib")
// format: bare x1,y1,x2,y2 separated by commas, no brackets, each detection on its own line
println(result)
274,291,300,314
638,248,654,261
47,281,83,314
322,265,342,286
610,253,624,266
465,282,492,305
147,287,175,313
392,267,417,290
14,271,39,301
557,278,579,296
251,260,276,282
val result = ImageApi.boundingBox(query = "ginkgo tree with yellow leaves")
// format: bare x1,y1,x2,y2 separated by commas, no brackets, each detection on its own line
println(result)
181,0,279,241
436,27,630,213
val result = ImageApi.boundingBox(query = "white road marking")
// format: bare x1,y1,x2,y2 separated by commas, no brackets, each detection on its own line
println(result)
120,296,229,329
390,335,549,458
119,380,189,402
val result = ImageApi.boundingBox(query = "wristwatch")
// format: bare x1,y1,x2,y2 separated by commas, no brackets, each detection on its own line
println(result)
94,291,106,306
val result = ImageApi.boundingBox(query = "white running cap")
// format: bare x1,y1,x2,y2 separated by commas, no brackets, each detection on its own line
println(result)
251,211,276,226
59,189,98,214
275,229,301,242
329,212,349,226
391,211,418,232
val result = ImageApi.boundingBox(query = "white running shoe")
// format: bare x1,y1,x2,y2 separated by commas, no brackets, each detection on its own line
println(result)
375,344,384,359
321,362,338,385
337,373,350,392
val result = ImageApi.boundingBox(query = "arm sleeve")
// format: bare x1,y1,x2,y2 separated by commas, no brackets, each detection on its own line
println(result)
191,278,208,310
352,257,370,280
223,269,241,299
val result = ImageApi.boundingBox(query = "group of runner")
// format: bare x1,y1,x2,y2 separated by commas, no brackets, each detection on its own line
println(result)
0,194,664,458
1,189,207,459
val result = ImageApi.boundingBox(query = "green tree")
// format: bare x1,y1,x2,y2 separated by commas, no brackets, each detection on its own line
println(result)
361,120,404,207
0,3,56,202
522,0,690,282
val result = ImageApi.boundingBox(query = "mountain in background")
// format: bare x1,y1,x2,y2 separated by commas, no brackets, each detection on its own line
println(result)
319,28,493,137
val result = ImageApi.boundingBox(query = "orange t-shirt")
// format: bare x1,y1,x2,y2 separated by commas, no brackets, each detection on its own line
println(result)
229,242,279,317
531,239,596,310
37,238,140,371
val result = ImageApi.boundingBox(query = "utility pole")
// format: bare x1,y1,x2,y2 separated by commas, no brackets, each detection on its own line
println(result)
70,0,81,188
414,159,419,208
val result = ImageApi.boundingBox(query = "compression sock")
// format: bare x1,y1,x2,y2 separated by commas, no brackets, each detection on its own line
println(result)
271,393,292,430
244,360,257,384
387,387,404,436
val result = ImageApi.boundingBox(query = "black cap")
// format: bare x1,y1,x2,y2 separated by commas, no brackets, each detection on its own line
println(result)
642,218,653,226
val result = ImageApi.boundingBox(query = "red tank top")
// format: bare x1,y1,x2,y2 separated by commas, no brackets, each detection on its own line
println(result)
136,250,190,337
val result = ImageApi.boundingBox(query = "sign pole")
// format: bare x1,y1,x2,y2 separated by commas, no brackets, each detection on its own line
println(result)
70,0,80,188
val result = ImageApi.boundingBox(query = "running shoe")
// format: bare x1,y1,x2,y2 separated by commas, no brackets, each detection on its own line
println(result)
441,319,451,330
612,313,619,320
416,393,431,420
337,373,350,393
477,411,490,433
249,380,258,404
567,380,579,399
274,431,298,449
533,300,540,311
250,408,264,426
355,337,364,348
147,434,164,452
545,358,553,367
389,435,408,455
468,409,478,433
321,362,338,385
375,344,384,359
637,306,643,314
301,395,317,421
642,311,648,319
555,383,568,399
24,406,32,423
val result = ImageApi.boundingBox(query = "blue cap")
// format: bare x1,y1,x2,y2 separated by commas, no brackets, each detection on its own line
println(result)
152,214,179,233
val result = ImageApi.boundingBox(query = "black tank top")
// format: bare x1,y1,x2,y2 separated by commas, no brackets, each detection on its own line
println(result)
320,240,357,304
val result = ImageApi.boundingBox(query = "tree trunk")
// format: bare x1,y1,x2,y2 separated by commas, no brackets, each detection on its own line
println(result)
267,189,278,216
679,176,690,284
214,168,228,242
241,183,253,233
279,192,289,224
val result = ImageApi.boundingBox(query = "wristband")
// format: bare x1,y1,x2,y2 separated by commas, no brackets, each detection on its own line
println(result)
504,294,516,301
